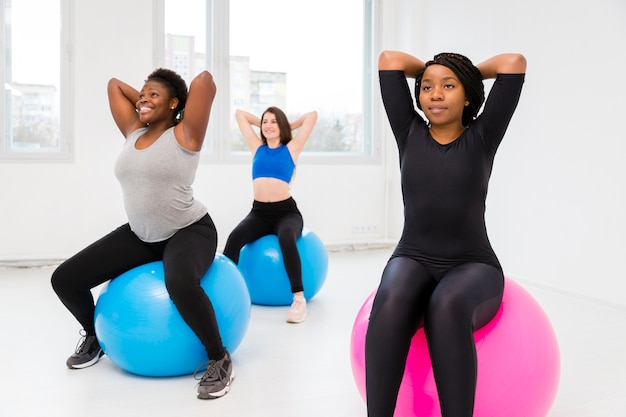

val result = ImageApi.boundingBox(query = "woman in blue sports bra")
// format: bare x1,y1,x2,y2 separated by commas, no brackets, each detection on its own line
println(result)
223,106,317,323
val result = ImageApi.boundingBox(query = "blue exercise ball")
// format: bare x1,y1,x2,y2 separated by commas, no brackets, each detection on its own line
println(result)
238,228,328,306
94,254,251,377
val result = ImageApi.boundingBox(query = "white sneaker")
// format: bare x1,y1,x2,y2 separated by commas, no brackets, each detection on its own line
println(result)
287,295,307,323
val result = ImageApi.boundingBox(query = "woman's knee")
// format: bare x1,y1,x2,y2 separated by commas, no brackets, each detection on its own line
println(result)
370,279,425,327
226,226,247,246
427,265,503,327
50,265,65,294
372,283,409,311
163,255,212,298
50,260,78,294
375,258,434,305
164,271,202,303
426,289,469,324
276,218,300,237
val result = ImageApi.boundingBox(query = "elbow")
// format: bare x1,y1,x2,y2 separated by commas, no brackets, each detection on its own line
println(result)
378,50,415,72
378,50,394,70
379,50,391,59
505,53,527,74
193,71,217,93
107,78,119,91
235,109,251,124
197,69,214,80
106,78,124,97
305,111,318,127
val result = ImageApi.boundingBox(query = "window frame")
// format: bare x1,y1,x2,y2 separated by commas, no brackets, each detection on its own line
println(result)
0,0,73,162
157,0,380,164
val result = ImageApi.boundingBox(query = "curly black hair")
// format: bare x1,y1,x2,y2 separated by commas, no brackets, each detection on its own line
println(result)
415,53,485,127
146,68,188,124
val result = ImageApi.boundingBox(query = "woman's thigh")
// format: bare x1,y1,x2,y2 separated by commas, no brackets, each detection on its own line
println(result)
52,224,158,291
370,257,437,332
428,262,504,330
275,213,303,240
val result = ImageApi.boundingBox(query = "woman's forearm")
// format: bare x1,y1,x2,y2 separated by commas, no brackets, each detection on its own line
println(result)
476,53,527,79
378,50,426,78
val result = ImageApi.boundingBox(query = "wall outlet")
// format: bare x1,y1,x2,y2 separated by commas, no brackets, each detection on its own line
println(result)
352,224,379,234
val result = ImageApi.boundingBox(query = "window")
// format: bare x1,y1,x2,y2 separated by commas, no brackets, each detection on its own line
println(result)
164,0,208,86
163,0,374,158
1,0,71,161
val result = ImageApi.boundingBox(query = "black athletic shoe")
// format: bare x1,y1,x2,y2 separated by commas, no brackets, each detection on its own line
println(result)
195,351,234,399
66,331,104,369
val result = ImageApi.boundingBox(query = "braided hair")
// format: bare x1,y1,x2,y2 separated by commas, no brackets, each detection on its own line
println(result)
415,53,484,126
146,68,188,125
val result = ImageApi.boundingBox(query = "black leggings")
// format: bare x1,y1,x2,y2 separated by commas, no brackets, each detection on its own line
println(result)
223,198,304,293
51,214,226,360
365,257,504,417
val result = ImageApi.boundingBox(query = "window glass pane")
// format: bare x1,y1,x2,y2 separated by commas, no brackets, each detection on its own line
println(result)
164,0,210,152
229,0,367,153
3,0,61,153
164,0,207,84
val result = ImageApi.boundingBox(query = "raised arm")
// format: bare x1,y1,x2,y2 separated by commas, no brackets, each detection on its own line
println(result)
235,109,263,153
378,50,426,78
287,111,318,157
107,78,145,138
175,70,216,152
476,53,527,79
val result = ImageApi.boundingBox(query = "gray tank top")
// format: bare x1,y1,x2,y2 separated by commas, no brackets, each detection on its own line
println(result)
114,127,207,242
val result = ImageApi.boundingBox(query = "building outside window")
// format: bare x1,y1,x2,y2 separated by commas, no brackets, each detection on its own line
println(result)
1,0,70,161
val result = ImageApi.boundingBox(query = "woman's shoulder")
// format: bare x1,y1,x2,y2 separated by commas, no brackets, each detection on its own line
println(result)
126,127,149,140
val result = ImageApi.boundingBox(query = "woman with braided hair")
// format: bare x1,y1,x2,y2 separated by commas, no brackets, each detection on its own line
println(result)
366,51,526,416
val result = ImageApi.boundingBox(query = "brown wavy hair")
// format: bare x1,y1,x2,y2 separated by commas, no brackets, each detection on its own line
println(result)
260,106,292,145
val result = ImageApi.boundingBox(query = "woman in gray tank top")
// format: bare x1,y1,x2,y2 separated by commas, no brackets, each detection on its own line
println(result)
51,68,234,400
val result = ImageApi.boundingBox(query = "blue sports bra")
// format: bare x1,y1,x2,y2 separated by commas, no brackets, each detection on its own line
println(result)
252,144,295,183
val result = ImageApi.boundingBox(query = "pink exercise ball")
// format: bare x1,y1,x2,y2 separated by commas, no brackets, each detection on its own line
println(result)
350,278,560,417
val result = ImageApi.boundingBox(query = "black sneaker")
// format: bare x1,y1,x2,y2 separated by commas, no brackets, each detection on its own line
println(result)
66,331,104,369
194,351,234,399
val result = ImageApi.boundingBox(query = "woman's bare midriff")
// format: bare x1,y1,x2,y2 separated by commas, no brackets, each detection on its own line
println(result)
253,177,292,202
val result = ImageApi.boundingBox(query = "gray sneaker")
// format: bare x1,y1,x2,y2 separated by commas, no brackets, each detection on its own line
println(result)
195,351,234,399
66,332,104,369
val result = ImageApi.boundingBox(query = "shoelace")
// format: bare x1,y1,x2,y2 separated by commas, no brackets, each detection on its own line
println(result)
73,330,91,354
290,298,306,313
193,359,226,384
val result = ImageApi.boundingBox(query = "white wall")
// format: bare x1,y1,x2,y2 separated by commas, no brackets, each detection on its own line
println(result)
380,0,626,307
2,0,625,308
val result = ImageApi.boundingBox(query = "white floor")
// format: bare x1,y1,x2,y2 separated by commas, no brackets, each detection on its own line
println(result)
1,247,625,417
